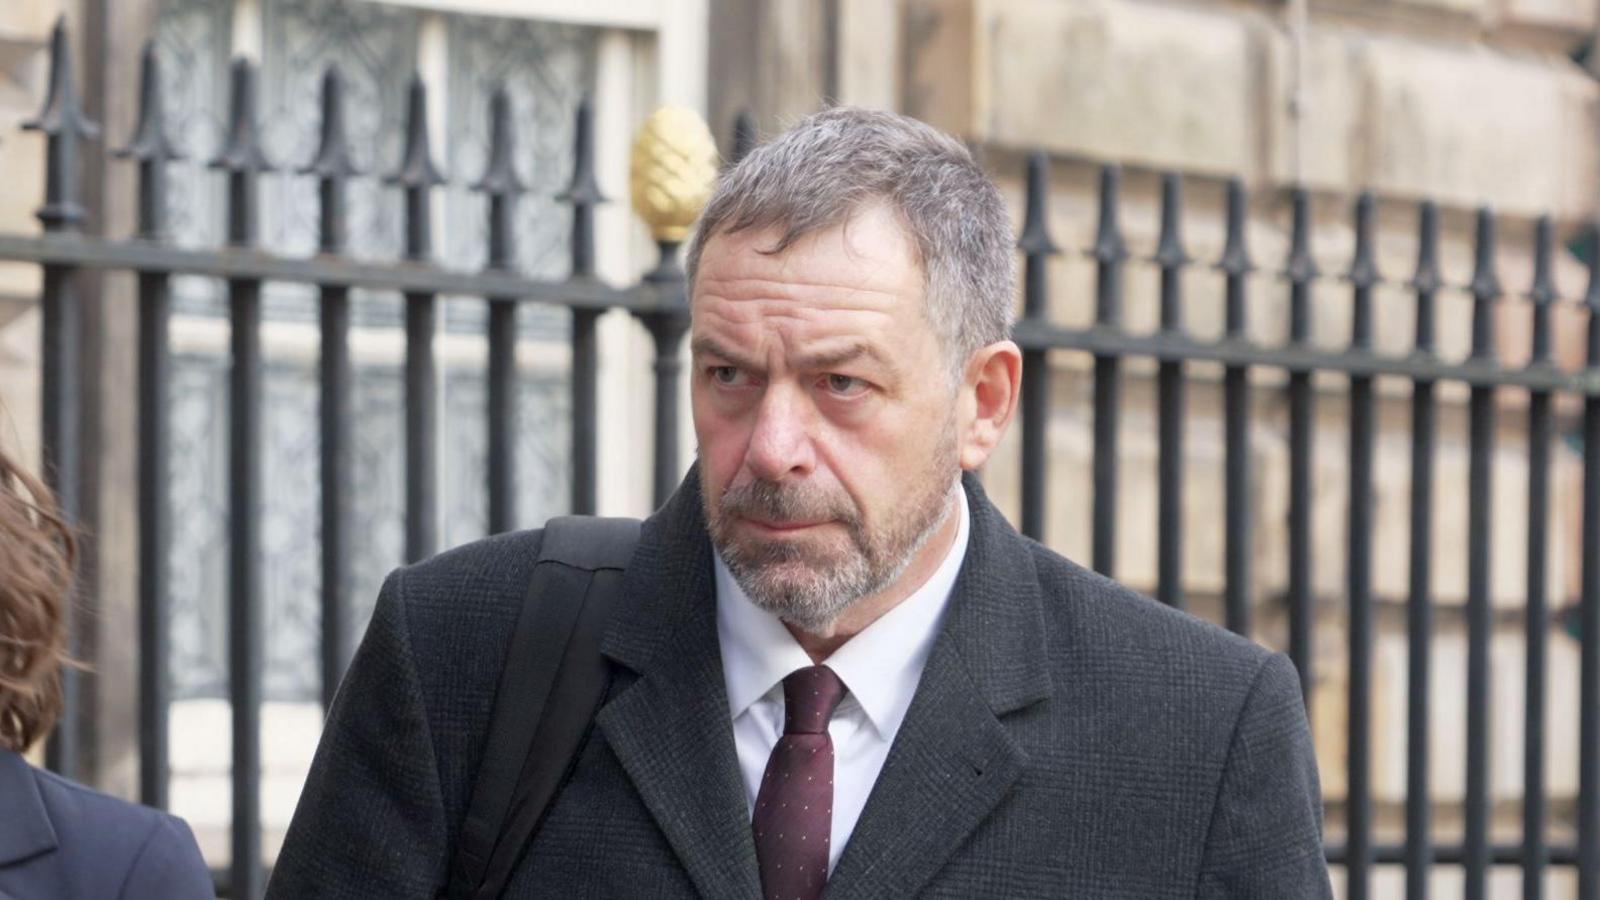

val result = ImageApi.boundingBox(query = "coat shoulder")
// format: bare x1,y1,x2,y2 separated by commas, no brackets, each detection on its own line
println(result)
383,528,549,667
26,767,212,899
1025,540,1283,704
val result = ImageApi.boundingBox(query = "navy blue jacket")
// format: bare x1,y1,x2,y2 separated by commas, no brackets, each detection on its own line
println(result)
0,748,213,900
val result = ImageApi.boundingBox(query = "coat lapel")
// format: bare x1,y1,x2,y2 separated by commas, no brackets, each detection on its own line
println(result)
596,467,763,900
824,474,1054,900
0,749,58,870
595,468,1054,900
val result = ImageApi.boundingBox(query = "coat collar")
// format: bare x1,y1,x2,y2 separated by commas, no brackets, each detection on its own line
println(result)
596,464,760,900
596,464,1054,899
0,749,58,869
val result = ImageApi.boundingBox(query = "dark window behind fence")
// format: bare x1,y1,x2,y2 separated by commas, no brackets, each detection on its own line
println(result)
6,19,1599,900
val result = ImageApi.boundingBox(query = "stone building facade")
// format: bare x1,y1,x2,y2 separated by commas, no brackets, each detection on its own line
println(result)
2,0,1598,896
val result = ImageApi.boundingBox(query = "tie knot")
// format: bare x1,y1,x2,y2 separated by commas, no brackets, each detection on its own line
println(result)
780,665,846,735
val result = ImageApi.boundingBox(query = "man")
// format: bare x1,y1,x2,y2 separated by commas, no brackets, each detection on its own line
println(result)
271,107,1331,898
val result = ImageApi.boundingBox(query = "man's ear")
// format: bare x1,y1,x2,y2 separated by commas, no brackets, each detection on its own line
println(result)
958,340,1022,471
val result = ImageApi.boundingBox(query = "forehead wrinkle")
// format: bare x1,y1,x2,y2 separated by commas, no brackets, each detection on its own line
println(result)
694,272,904,311
694,287,902,335
692,299,902,375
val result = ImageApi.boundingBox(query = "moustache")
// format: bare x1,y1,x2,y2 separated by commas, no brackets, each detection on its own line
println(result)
717,479,859,528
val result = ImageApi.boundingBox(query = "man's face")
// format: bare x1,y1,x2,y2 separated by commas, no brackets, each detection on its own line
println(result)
690,203,962,632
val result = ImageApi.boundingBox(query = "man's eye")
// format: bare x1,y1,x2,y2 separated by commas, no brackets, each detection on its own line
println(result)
825,374,868,396
710,366,742,385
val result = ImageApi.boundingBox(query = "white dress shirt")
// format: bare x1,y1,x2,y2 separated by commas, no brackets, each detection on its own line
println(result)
714,484,971,873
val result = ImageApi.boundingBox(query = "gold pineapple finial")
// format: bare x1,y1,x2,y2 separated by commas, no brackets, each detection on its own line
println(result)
630,106,718,243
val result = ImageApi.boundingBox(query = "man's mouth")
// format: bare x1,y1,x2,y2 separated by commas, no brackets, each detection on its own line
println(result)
742,516,828,533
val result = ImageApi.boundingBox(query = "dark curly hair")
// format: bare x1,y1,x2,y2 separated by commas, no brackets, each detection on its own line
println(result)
0,443,76,753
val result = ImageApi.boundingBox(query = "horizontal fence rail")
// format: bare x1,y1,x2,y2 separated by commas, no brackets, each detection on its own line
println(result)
6,17,1600,900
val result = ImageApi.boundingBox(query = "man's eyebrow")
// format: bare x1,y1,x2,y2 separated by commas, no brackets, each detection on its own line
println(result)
690,336,755,366
792,341,894,372
690,336,896,375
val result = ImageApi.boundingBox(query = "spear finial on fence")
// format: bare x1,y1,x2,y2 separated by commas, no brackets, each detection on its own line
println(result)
1530,216,1557,366
1219,178,1252,278
1154,173,1188,270
1349,192,1379,350
303,67,357,179
1092,165,1126,264
557,97,606,279
1018,152,1058,323
114,41,182,240
211,59,271,174
1092,164,1125,328
1018,153,1059,256
1583,226,1600,369
730,110,757,166
390,75,444,188
210,58,271,248
474,86,523,196
1469,207,1499,361
301,67,359,254
387,75,444,261
1411,201,1441,296
24,17,101,231
118,42,182,164
1349,193,1380,290
1219,178,1251,339
1155,173,1188,333
1411,201,1440,355
558,97,604,204
474,85,524,271
1286,188,1318,286
1285,188,1317,345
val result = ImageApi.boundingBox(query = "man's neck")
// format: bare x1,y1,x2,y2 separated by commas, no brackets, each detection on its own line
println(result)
785,490,963,663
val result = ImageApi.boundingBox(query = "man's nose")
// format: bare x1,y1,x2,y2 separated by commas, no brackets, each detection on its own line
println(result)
744,384,816,481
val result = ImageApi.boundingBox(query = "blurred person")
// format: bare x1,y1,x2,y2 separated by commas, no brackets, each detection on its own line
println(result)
274,108,1331,898
0,440,214,899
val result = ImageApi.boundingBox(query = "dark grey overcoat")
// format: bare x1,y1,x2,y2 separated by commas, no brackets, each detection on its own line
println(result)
269,467,1332,898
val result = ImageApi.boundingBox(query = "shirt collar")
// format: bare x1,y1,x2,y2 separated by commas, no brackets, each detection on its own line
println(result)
715,483,970,740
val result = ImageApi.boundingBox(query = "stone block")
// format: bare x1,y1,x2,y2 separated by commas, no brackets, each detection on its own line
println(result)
1498,0,1600,37
1397,0,1493,16
1265,27,1368,193
903,0,979,137
837,0,900,110
0,1,65,44
1265,28,1597,218
1361,40,1598,220
979,0,1266,176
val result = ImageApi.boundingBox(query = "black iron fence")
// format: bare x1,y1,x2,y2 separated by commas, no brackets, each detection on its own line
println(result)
6,17,1599,900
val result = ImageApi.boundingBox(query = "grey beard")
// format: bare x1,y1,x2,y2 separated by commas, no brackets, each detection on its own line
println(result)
709,471,959,634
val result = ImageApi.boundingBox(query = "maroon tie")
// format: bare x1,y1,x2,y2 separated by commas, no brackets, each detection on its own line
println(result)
752,665,847,900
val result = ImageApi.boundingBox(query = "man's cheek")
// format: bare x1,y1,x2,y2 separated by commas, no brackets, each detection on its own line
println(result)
699,423,748,492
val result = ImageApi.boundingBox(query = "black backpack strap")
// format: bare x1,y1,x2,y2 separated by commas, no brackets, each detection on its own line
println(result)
448,516,640,900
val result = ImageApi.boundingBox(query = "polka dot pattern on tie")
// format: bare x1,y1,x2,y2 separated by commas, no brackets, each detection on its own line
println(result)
752,665,847,900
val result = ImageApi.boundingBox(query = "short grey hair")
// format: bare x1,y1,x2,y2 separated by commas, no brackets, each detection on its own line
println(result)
685,107,1016,383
